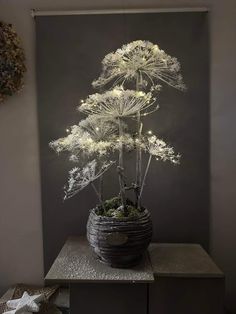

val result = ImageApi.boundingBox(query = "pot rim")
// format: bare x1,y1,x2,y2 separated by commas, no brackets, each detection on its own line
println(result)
89,207,151,222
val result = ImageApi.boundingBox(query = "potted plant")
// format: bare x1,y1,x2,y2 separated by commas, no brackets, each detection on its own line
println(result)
50,40,186,268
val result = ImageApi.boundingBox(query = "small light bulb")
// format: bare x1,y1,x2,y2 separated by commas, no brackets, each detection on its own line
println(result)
66,128,70,133
153,45,158,51
95,127,99,131
147,130,152,135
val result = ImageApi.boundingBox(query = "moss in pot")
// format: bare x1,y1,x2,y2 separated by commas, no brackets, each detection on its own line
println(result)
50,40,186,268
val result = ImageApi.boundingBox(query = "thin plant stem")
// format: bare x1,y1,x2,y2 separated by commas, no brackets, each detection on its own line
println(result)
99,175,104,202
140,155,152,198
135,76,142,209
91,182,103,206
117,117,126,210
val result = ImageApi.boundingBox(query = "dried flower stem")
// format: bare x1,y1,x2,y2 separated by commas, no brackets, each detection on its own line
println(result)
135,78,142,209
117,117,126,209
99,175,104,202
140,155,152,198
91,182,103,206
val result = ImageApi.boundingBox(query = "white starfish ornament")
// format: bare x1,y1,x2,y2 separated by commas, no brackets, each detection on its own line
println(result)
5,291,44,314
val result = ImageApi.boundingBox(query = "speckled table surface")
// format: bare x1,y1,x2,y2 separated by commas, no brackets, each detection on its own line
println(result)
149,243,224,278
45,237,223,284
45,236,154,283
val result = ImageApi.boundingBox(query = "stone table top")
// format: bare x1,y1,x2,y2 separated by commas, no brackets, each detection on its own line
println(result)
45,238,224,284
148,243,224,278
45,236,154,284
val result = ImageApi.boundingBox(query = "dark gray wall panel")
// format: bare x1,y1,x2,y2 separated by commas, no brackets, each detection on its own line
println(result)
35,12,209,272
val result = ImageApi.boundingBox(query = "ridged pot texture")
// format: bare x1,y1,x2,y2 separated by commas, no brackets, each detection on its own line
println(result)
87,208,152,268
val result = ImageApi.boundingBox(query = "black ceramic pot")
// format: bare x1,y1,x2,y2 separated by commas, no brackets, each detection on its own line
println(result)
87,208,152,268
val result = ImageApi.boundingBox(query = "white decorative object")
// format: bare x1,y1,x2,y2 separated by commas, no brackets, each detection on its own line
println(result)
5,291,44,314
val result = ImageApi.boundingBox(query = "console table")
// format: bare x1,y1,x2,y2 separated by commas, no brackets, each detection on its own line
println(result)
45,237,224,314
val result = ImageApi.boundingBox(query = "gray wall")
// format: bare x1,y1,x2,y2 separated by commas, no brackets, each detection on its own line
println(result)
0,0,235,312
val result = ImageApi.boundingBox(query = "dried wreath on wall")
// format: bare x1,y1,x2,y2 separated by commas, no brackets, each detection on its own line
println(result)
0,21,26,103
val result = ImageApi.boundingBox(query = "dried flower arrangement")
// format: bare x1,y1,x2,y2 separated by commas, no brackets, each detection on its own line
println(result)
50,40,186,267
0,21,26,103
50,40,185,218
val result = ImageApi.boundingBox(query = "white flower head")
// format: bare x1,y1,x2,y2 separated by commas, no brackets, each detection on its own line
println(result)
65,160,115,199
78,86,158,118
79,115,120,141
92,40,186,91
145,135,180,164
49,120,116,157
113,133,136,151
49,126,84,154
